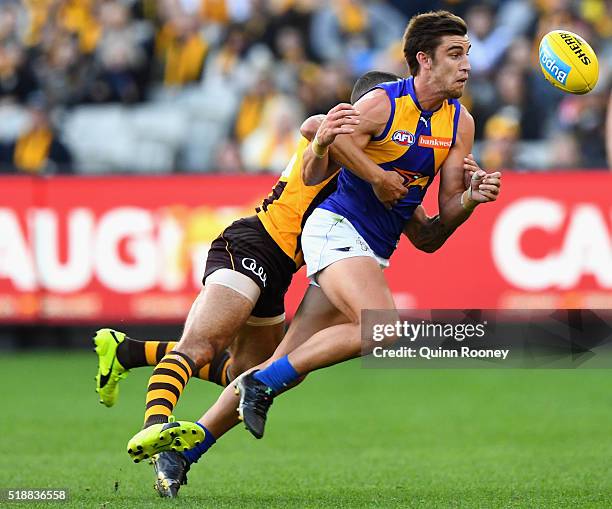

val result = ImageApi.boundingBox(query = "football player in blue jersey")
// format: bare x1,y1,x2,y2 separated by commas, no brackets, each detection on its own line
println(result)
234,9,503,437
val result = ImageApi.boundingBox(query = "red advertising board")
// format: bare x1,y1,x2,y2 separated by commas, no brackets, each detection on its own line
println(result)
0,172,610,323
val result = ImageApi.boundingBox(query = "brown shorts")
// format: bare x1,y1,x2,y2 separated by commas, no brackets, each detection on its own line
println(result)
203,216,296,319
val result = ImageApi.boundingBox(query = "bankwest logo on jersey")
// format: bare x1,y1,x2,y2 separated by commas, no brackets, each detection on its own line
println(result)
418,135,452,149
392,130,415,146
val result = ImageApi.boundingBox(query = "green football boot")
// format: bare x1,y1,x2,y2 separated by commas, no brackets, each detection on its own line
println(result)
127,417,204,463
94,328,129,407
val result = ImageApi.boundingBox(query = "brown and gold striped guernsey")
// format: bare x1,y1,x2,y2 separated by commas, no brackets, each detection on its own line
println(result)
256,137,338,268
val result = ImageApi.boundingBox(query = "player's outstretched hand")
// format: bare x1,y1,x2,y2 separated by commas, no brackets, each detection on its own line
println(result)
315,103,360,147
464,154,501,203
373,170,408,209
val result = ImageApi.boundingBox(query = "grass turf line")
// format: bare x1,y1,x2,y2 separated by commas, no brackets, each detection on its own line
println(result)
1,352,612,508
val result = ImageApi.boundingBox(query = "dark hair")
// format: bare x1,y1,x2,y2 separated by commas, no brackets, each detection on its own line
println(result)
351,71,401,103
403,11,467,75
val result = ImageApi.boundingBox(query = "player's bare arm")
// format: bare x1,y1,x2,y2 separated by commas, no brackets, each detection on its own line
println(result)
299,114,326,141
301,89,396,190
437,106,501,232
300,105,357,185
300,90,407,207
403,210,451,254
405,153,501,252
325,90,408,208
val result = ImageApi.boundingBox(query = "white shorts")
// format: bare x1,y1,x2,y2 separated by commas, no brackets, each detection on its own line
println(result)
302,208,389,283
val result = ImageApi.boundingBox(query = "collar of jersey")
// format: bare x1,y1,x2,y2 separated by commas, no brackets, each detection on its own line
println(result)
407,76,444,117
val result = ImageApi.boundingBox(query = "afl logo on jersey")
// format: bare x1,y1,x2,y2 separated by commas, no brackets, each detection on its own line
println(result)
391,130,415,146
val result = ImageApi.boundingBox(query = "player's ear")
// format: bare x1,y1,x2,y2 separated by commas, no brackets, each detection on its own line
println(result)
416,51,432,71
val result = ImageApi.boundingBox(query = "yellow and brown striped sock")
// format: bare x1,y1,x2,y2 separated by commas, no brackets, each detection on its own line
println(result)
199,349,233,386
144,350,197,428
116,338,177,369
116,336,232,386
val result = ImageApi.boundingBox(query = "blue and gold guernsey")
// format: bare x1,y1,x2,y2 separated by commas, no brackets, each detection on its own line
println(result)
320,76,462,259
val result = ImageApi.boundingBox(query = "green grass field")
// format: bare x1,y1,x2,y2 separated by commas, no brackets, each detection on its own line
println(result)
2,352,612,508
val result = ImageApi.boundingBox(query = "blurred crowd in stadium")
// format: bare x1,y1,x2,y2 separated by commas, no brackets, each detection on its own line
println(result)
0,0,610,175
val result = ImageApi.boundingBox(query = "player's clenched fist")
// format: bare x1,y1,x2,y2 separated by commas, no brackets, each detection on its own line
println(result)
373,170,408,209
464,154,502,203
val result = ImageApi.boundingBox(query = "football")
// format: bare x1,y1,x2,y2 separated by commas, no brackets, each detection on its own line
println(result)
538,29,599,94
